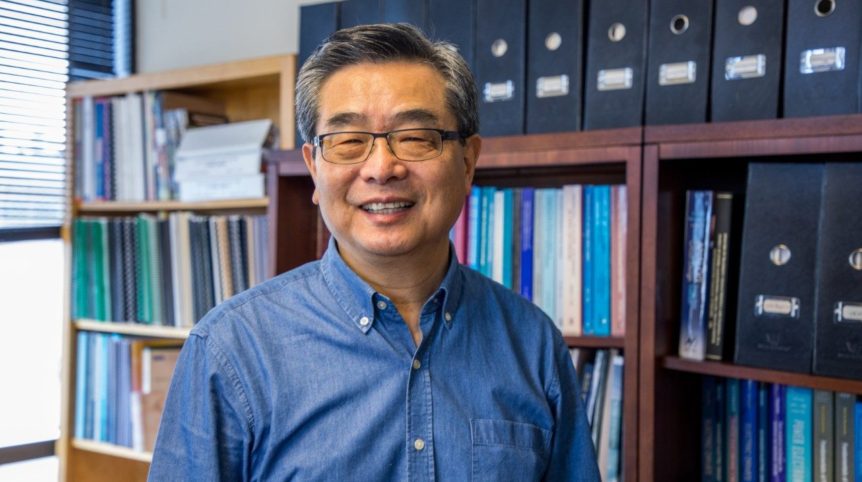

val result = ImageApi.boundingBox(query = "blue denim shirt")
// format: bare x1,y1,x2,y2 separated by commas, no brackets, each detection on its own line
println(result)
148,241,600,481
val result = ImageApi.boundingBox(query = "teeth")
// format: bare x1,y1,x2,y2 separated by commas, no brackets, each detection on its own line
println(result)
362,201,413,213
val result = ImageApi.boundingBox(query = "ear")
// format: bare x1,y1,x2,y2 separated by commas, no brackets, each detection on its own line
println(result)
302,143,321,205
462,134,482,192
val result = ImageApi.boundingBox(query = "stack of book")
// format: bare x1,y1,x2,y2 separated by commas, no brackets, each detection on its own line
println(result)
701,376,862,482
571,348,625,481
71,213,269,327
73,332,181,452
453,184,627,337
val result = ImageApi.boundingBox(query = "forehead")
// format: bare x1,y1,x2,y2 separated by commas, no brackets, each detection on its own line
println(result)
317,61,453,128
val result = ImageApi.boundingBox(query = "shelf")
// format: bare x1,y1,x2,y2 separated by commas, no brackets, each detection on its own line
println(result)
662,356,862,395
71,439,152,463
66,55,294,98
564,336,626,349
76,197,269,214
74,320,191,339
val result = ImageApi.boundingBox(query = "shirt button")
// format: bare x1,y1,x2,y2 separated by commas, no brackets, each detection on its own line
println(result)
412,359,421,370
444,312,452,322
376,300,387,310
359,316,370,326
414,438,425,451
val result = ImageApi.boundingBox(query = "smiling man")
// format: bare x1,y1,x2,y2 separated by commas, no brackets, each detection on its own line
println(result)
149,24,599,481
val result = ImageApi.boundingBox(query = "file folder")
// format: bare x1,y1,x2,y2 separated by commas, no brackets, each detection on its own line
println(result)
474,0,527,136
734,163,823,373
526,0,585,133
710,0,784,121
582,0,649,130
380,0,427,31
645,0,713,125
297,2,340,145
783,0,862,117
427,0,476,70
340,0,380,28
813,163,862,380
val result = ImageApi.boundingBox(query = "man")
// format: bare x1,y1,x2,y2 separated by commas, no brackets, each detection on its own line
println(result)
149,23,599,481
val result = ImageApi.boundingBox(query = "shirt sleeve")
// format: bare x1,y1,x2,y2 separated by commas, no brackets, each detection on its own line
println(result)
543,336,601,481
148,333,253,482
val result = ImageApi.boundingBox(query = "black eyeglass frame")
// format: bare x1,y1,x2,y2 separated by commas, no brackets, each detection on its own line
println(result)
312,128,465,164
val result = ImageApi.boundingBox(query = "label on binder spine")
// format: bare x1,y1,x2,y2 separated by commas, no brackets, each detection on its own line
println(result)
725,54,766,80
835,302,862,323
483,81,514,102
597,67,633,91
536,75,569,98
754,295,800,318
659,61,697,86
800,47,845,74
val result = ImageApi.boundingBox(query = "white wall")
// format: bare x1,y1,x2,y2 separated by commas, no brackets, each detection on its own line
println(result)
137,0,330,73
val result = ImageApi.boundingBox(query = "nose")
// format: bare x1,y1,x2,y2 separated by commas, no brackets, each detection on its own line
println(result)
360,137,407,184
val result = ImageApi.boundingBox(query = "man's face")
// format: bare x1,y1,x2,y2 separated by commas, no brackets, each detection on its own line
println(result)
302,61,480,268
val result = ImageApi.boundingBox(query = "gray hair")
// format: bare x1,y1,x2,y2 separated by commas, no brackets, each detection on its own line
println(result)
295,23,479,145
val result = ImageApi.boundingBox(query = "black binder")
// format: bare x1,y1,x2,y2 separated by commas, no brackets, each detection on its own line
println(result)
710,0,784,121
582,0,649,130
340,0,380,28
297,2,340,145
526,0,585,133
645,0,713,125
734,163,824,373
474,0,527,136
813,163,862,380
427,0,476,70
381,0,427,31
783,0,862,117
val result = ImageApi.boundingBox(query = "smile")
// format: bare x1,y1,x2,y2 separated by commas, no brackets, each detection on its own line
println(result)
361,201,415,214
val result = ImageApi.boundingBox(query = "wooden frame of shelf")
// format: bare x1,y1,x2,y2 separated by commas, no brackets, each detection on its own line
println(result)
73,320,191,339
638,114,862,482
76,197,269,214
267,126,643,482
71,439,152,463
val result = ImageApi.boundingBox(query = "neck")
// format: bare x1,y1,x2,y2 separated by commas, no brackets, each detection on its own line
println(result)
338,240,450,340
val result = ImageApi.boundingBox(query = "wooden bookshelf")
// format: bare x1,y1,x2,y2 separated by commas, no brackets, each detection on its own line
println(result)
638,114,862,482
60,55,296,482
73,320,191,339
268,127,643,482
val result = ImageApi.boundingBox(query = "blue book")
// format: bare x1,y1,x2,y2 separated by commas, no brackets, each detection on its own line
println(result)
582,186,594,335
519,187,535,300
703,377,718,482
594,185,612,336
467,186,481,270
501,188,514,289
741,380,759,482
106,336,117,444
786,387,812,482
74,331,89,439
93,100,105,199
757,384,770,482
678,190,714,360
542,189,559,323
717,380,727,482
855,402,862,482
770,384,786,482
728,379,742,482
480,186,495,277
605,353,624,482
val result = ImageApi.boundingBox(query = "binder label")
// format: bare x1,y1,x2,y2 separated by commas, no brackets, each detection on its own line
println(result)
536,75,569,98
483,81,514,103
659,61,697,86
725,55,766,80
754,295,800,318
835,302,862,323
598,68,633,91
800,47,845,74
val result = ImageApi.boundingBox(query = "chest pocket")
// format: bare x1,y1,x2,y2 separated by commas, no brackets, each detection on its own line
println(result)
471,418,551,482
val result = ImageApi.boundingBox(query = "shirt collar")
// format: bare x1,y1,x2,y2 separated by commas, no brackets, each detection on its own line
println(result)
319,237,465,333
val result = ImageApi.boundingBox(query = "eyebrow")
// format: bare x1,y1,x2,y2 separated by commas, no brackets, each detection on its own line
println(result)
321,109,442,131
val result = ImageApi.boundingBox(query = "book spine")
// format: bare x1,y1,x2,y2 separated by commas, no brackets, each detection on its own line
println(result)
717,380,727,482
492,189,504,284
511,189,522,294
834,393,855,482
758,383,770,482
707,192,733,360
728,378,741,482
678,190,714,360
74,331,89,439
813,390,834,482
595,185,611,336
479,186,492,277
786,387,813,482
610,185,627,337
742,380,759,482
703,377,718,482
467,186,481,270
502,188,514,289
854,402,861,482
583,186,594,335
605,353,624,482
519,187,534,301
769,383,787,482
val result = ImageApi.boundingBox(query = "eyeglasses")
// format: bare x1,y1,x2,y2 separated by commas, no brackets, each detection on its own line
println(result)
313,128,464,164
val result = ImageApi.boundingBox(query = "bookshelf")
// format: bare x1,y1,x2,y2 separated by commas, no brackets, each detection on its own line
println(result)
266,127,643,482
60,55,296,482
638,114,862,482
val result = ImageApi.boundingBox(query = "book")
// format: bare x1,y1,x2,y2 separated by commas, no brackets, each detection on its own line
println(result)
703,377,718,482
706,192,733,361
834,393,855,482
610,185,627,337
757,383,769,482
741,380,759,482
786,386,813,482
813,390,834,482
519,187,535,301
679,190,714,360
728,378,742,482
770,384,786,482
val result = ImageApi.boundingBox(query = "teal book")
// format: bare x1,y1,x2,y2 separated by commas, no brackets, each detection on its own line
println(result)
501,188,514,289
467,186,481,270
855,402,861,482
594,185,612,336
480,186,495,277
727,378,741,482
786,386,813,482
542,188,560,324
582,185,594,335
